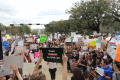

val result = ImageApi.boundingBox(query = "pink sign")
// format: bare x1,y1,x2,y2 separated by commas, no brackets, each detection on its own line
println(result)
34,52,39,58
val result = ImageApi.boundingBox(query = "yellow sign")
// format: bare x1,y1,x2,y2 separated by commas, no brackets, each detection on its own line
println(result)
90,40,97,46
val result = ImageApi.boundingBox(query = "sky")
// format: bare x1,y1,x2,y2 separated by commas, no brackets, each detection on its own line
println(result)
0,0,82,29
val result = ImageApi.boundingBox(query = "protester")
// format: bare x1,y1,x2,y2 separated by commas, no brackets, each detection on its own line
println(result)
98,58,112,80
47,62,57,80
2,34,120,80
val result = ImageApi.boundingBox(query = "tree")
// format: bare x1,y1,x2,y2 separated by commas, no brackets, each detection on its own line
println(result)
20,25,31,35
32,30,38,35
66,0,111,33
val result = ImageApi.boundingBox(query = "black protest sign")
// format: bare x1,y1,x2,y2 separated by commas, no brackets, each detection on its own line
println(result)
41,48,63,63
0,24,3,60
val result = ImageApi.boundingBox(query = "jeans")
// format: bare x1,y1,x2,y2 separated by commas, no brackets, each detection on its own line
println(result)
49,68,57,80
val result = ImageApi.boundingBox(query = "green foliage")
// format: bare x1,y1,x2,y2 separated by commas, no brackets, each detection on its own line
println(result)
32,30,38,35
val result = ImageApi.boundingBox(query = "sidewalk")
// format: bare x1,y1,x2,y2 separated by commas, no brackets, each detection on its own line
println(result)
41,60,73,80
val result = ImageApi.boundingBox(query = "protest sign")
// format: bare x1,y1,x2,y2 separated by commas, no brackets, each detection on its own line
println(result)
73,36,78,42
30,36,34,40
6,35,10,39
65,38,71,42
3,56,23,69
23,63,35,75
37,39,40,43
18,40,24,46
71,32,76,37
78,37,84,45
30,44,37,49
40,35,47,43
15,39,21,45
96,67,104,76
90,40,97,46
81,46,88,51
14,46,26,54
16,36,19,39
9,41,15,56
27,38,33,42
107,44,117,59
58,34,61,39
34,52,39,58
2,37,7,41
2,41,9,50
30,54,34,62
96,43,101,50
54,33,57,39
116,44,120,62
97,40,101,43
0,69,13,77
41,48,63,63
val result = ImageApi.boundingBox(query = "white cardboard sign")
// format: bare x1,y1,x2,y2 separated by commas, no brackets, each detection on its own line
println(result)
3,56,23,69
71,32,76,37
96,67,104,76
23,63,35,75
27,38,33,42
107,44,117,59
18,40,24,46
65,38,71,42
30,44,37,49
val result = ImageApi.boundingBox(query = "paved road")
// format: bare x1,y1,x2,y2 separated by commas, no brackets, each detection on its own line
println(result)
41,60,73,80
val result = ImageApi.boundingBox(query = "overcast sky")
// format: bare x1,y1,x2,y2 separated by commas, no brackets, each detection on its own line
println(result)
0,0,82,29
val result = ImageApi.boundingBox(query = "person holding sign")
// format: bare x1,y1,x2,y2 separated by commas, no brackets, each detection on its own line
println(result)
112,59,120,80
98,59,112,80
29,49,68,80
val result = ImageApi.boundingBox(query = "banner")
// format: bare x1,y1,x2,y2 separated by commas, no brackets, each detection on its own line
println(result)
40,35,47,43
3,56,23,69
41,48,63,63
107,44,117,59
30,44,37,49
23,63,35,75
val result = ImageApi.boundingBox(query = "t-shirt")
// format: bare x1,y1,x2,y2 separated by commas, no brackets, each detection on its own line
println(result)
99,66,112,80
49,62,57,69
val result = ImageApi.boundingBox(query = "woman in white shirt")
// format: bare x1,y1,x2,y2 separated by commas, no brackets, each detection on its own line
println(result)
47,62,57,80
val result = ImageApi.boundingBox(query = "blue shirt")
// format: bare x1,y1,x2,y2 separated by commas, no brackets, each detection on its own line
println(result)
99,66,112,80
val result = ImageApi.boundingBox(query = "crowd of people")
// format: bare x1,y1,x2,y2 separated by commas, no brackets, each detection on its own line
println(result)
0,34,120,80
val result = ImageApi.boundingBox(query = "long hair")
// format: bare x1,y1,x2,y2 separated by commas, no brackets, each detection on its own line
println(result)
29,71,46,80
73,67,82,80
